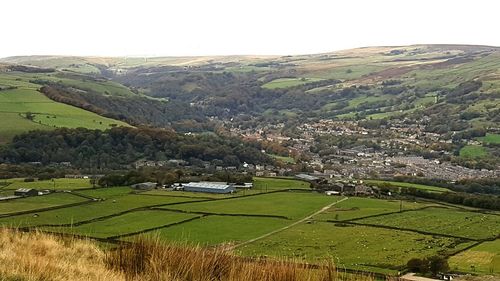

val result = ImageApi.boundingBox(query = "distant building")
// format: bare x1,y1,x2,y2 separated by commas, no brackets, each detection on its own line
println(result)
325,190,340,196
14,188,39,197
183,182,235,194
233,182,253,189
131,182,157,190
295,173,320,182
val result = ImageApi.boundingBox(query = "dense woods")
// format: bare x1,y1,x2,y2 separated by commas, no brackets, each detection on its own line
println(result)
0,127,273,169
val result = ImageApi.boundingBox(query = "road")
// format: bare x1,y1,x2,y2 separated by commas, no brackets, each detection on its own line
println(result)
230,196,349,249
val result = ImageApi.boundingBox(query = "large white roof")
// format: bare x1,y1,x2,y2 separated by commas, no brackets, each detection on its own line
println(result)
184,182,231,190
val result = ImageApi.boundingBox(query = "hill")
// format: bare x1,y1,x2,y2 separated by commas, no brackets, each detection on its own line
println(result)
1,44,499,168
0,69,130,144
3,45,499,128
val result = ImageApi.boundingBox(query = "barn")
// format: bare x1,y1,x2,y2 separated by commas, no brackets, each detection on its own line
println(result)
14,188,39,197
183,182,235,194
131,182,157,190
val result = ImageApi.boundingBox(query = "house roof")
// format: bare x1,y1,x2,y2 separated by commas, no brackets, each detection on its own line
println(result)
295,174,320,181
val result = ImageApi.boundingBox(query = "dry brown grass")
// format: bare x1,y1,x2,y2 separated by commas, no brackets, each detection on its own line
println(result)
0,229,377,281
0,228,124,281
105,236,375,281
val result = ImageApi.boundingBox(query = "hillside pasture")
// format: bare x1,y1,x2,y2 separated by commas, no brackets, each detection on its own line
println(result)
0,73,129,143
253,177,310,191
262,77,323,89
129,215,290,245
357,207,500,240
0,193,87,216
45,210,199,238
163,191,339,219
449,239,500,274
479,133,500,144
365,180,451,193
0,194,199,227
314,197,434,221
460,145,488,158
4,178,92,191
238,222,472,275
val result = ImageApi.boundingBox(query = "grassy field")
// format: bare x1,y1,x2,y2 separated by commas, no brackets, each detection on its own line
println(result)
357,207,500,240
238,222,472,275
314,197,435,221
262,78,323,89
253,177,310,190
45,210,198,238
268,154,296,164
164,191,338,219
479,133,500,144
3,178,92,191
0,194,199,227
460,145,489,158
0,73,129,143
365,179,451,193
0,193,86,215
449,239,500,274
0,177,498,276
130,215,290,245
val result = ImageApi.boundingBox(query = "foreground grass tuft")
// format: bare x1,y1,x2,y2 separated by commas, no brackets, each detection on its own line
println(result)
0,228,123,281
0,229,375,281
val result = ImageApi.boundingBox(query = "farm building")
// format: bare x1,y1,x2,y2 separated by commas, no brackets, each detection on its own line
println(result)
131,182,157,190
295,173,320,182
183,182,235,194
14,188,39,197
233,182,253,189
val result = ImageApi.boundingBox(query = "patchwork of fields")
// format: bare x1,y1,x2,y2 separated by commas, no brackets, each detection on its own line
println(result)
0,177,498,276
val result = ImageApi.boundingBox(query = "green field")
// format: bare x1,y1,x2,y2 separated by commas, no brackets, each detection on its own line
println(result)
253,177,310,190
130,215,290,245
0,194,198,227
450,239,500,274
0,177,498,276
479,133,500,144
365,180,451,193
262,77,324,89
0,73,129,143
357,207,500,240
239,222,472,275
314,197,435,221
3,178,92,191
164,191,338,219
46,210,198,238
0,193,86,215
460,145,489,158
268,154,296,164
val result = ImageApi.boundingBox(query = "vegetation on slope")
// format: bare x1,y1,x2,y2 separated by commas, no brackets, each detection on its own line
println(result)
0,127,273,169
0,229,373,281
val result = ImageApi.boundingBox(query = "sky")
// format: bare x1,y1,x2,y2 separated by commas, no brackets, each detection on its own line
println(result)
1,0,499,57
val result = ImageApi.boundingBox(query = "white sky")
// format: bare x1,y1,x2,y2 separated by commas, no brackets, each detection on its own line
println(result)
1,0,499,57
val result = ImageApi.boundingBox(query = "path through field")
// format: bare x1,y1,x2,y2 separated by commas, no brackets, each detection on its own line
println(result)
231,196,349,249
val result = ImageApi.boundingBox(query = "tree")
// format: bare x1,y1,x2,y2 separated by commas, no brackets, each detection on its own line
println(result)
25,112,34,121
427,256,449,276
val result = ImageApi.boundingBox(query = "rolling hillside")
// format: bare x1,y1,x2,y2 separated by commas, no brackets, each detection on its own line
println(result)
1,44,499,145
0,69,130,144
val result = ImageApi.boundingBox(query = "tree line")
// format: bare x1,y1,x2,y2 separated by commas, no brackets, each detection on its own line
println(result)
0,127,273,170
